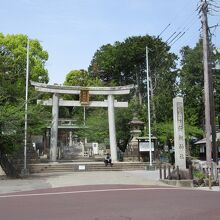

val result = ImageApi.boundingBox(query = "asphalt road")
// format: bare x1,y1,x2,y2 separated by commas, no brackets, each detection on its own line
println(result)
0,184,219,220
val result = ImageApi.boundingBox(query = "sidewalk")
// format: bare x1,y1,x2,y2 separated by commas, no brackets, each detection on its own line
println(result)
0,170,164,194
0,170,219,194
196,186,220,191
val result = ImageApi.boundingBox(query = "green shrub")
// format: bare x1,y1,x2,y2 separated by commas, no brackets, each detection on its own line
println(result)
193,170,206,180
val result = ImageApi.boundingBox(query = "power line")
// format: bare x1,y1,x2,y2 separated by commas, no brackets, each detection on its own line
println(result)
157,0,196,38
169,17,199,46
164,8,199,47
167,31,182,45
165,31,176,43
157,23,171,38
170,32,186,47
158,0,219,50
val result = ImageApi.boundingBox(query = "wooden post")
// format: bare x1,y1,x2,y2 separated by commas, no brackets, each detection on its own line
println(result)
159,164,162,179
163,165,167,179
168,165,171,180
189,165,193,180
209,171,212,190
218,173,220,189
206,168,209,178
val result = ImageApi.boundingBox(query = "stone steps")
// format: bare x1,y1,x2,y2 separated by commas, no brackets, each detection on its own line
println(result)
30,162,157,173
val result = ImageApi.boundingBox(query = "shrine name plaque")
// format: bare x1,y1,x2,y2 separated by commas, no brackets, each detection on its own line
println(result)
80,89,89,105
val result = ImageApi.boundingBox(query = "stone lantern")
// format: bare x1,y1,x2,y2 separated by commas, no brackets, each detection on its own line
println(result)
124,113,144,161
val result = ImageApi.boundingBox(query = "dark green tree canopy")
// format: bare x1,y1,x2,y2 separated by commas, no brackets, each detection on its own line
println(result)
179,39,220,127
89,35,177,87
89,35,178,124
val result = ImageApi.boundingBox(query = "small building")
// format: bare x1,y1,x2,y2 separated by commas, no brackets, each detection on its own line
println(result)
194,131,220,160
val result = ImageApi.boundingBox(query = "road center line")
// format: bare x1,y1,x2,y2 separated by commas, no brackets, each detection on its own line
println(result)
0,187,183,199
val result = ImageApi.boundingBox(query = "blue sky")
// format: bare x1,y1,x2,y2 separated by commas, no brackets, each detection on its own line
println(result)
1,0,220,84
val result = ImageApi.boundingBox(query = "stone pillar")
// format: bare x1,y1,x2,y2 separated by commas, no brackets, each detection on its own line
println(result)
69,131,73,147
108,95,117,162
50,93,59,162
173,97,186,170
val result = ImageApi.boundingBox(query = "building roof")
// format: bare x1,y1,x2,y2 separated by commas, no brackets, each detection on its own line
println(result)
194,132,220,145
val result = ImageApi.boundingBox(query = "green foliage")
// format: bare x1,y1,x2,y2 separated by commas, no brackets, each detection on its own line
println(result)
0,104,24,153
64,69,103,87
191,145,200,158
154,121,174,143
27,104,51,135
179,39,220,127
63,69,105,105
193,170,206,180
0,97,51,153
84,36,178,148
153,121,202,148
76,109,109,143
115,107,133,151
185,123,203,140
89,35,178,127
61,35,218,155
0,33,49,153
128,97,146,121
0,33,49,105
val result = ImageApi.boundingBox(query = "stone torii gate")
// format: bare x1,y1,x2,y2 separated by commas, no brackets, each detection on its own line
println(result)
31,81,134,162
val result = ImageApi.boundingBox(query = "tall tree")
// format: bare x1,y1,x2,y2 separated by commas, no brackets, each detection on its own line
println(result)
0,33,50,153
179,39,220,128
89,35,178,121
64,69,103,87
0,33,49,103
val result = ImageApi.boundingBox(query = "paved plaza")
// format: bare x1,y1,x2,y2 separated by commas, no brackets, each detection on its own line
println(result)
0,170,164,194
0,170,220,194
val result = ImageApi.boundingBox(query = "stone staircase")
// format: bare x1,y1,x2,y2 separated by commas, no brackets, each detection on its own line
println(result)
30,162,157,173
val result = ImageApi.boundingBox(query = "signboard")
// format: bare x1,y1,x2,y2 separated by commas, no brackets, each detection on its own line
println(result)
80,89,89,105
139,142,154,152
173,97,186,169
78,165,86,171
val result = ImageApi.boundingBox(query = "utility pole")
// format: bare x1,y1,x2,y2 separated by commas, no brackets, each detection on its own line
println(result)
210,58,217,163
201,0,217,163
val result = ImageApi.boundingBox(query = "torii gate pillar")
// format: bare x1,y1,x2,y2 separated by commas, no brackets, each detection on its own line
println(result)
51,93,59,162
108,95,117,161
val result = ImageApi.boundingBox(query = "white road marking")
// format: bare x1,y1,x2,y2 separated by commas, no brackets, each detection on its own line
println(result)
0,187,185,199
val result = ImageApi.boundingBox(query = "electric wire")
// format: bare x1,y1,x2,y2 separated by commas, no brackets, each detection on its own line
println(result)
160,2,199,47
167,11,199,46
157,0,195,38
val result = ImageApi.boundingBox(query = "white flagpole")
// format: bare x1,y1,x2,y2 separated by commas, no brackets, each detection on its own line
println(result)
22,37,30,176
146,47,152,166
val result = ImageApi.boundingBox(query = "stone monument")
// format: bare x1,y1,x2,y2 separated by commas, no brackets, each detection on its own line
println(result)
173,97,186,170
